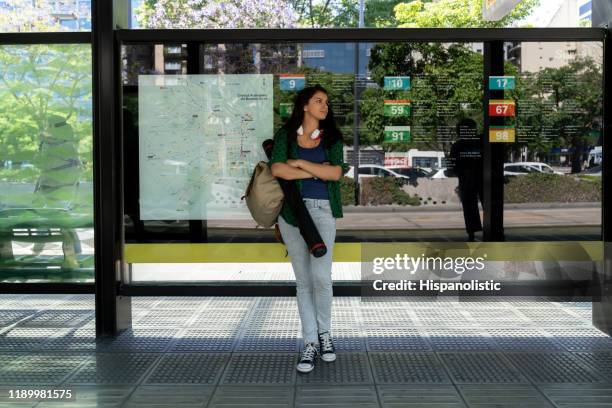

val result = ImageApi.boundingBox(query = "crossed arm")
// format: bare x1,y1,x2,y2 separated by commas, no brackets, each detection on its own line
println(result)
271,159,343,181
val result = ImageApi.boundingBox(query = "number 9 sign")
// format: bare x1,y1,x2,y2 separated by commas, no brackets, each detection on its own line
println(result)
279,74,305,91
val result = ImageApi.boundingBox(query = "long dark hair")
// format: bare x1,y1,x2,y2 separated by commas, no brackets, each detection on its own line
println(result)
283,84,343,151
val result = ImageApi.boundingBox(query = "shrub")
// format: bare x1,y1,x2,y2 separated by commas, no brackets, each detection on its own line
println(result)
504,173,601,203
339,176,356,206
360,177,420,206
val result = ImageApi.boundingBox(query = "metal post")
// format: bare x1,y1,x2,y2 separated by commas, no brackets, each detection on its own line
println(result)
482,41,505,242
594,28,612,335
187,41,207,242
93,0,131,338
353,43,360,205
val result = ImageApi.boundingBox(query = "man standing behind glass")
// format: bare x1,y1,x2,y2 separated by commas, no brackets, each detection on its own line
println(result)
449,118,483,242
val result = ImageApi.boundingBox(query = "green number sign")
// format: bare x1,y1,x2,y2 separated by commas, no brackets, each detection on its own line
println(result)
383,126,411,142
383,100,411,117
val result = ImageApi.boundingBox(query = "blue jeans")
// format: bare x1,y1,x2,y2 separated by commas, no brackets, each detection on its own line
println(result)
278,198,336,344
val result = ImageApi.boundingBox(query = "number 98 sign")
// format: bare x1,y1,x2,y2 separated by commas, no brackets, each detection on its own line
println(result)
489,127,515,143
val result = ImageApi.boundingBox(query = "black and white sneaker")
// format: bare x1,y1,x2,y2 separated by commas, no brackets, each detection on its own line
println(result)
318,331,336,362
297,342,318,373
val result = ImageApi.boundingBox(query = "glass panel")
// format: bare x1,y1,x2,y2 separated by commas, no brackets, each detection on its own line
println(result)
503,41,603,241
0,0,91,32
0,44,93,282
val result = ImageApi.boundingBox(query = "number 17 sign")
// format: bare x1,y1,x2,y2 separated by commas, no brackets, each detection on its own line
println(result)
489,76,515,90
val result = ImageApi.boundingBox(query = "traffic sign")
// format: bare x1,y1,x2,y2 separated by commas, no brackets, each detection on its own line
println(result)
279,103,293,118
384,100,411,117
279,74,305,91
489,76,515,90
489,126,515,143
384,76,411,91
384,126,411,142
489,99,515,117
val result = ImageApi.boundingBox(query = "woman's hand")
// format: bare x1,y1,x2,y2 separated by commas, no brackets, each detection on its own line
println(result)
286,159,303,168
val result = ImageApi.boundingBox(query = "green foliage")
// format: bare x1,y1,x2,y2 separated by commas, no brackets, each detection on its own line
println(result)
0,44,92,212
340,176,356,205
394,0,540,28
360,177,420,205
362,42,483,151
504,173,601,203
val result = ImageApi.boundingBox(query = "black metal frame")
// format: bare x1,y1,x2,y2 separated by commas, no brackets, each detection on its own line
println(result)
1,16,609,337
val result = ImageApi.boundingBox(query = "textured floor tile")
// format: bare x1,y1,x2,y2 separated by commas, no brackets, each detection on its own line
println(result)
220,353,296,385
122,385,213,407
365,328,431,351
378,384,466,408
574,352,612,380
0,311,37,328
0,328,70,351
18,310,93,328
413,309,475,326
438,352,527,384
169,328,237,352
144,353,228,385
297,353,372,385
458,384,554,407
208,386,293,407
369,352,450,384
34,385,133,407
235,328,298,352
538,383,612,407
296,385,379,407
39,327,98,352
426,329,495,351
0,353,87,385
505,352,606,384
134,309,195,327
96,329,175,352
544,328,612,352
487,328,564,351
67,353,160,385
332,328,365,351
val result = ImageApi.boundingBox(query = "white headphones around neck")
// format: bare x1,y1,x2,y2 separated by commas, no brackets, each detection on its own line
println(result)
297,126,321,140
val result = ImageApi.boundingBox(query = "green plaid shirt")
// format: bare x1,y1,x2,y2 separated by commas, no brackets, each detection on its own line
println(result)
269,126,349,227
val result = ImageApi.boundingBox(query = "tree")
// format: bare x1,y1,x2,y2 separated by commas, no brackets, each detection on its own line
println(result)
358,0,541,149
0,44,92,209
136,0,299,28
0,0,62,32
394,0,540,28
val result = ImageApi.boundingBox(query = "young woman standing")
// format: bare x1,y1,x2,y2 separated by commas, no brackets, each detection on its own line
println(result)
270,84,348,373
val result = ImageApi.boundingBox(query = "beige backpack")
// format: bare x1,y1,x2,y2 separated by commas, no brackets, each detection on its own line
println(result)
242,161,284,228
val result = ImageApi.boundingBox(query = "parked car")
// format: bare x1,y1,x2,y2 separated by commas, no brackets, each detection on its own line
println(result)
346,164,410,182
504,162,563,176
385,167,431,181
429,167,451,179
581,165,602,176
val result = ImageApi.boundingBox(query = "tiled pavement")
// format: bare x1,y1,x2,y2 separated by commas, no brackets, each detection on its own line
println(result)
1,295,612,407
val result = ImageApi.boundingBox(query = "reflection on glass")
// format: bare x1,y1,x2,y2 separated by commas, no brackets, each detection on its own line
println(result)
503,41,602,241
0,0,91,33
0,44,93,282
